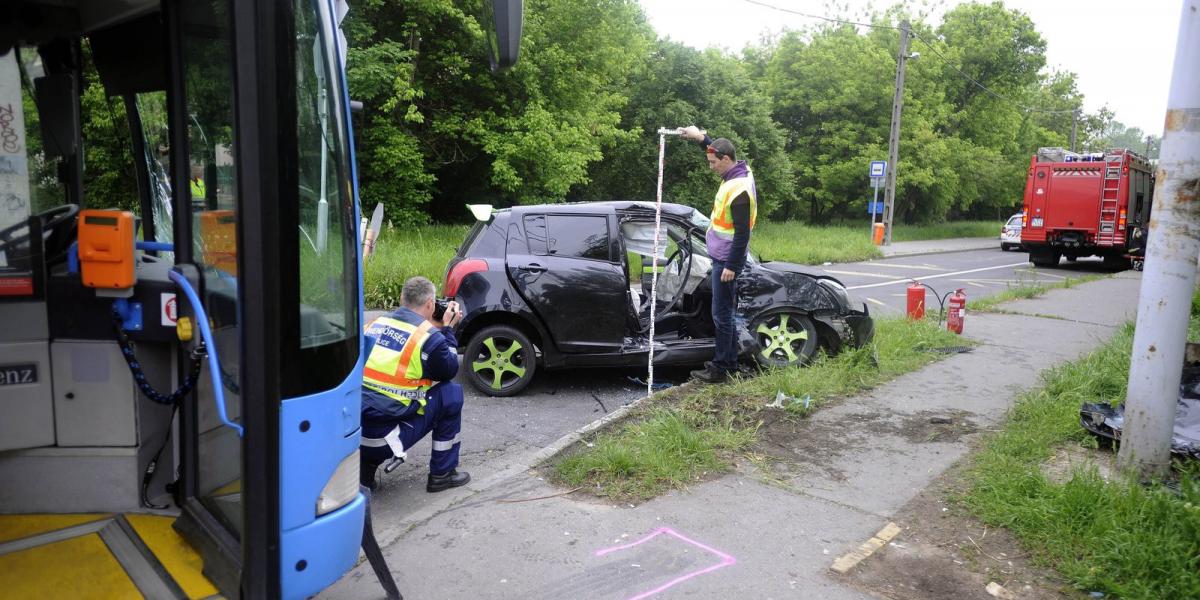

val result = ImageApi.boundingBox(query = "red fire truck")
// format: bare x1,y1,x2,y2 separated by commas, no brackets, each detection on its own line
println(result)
1020,148,1154,268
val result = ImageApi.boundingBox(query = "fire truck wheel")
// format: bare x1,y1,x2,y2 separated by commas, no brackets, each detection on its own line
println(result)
1030,250,1060,267
1103,254,1130,270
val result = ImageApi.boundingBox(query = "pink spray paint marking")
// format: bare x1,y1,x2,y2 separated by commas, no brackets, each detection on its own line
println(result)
593,527,737,600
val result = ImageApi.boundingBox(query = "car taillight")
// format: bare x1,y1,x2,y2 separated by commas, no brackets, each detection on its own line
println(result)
1119,209,1127,230
445,259,488,297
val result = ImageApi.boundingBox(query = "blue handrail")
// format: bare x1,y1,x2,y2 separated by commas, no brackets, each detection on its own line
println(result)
168,270,244,437
136,241,175,253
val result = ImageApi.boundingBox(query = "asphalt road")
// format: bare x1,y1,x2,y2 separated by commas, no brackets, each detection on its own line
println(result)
812,247,1124,316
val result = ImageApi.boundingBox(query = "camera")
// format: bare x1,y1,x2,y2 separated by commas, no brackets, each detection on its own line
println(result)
432,298,449,322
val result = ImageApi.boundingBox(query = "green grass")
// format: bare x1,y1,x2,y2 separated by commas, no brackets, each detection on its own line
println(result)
553,316,967,500
964,289,1200,599
1191,289,1200,343
363,224,469,308
555,411,755,500
752,222,882,264
968,273,1110,312
890,220,1003,242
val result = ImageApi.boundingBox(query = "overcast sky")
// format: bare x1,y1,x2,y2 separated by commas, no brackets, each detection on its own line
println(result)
639,0,1182,136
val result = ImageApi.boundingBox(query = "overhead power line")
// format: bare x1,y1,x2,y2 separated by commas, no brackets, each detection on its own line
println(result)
741,0,1080,118
907,31,1077,115
741,0,899,32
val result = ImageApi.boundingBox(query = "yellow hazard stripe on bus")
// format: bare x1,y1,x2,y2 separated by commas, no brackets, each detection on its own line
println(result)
0,513,110,544
126,514,220,599
0,533,141,599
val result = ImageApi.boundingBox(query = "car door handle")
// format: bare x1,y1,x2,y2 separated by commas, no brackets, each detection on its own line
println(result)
518,263,547,273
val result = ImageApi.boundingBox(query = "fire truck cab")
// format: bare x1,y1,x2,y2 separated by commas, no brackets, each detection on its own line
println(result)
1020,147,1154,268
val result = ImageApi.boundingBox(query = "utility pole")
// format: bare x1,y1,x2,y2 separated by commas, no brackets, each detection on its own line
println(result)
1117,0,1200,479
1070,109,1080,153
881,20,910,246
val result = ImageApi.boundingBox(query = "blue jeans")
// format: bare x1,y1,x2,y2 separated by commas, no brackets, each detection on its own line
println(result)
710,259,739,372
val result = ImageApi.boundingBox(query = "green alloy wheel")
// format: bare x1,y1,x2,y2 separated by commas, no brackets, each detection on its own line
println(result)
464,325,536,396
751,310,819,367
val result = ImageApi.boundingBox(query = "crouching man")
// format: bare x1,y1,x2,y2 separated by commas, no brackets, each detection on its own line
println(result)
360,276,470,493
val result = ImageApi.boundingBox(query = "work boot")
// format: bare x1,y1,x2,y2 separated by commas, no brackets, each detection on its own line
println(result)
690,364,729,384
360,460,381,491
426,469,471,493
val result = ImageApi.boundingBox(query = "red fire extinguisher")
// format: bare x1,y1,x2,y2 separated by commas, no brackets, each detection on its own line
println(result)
946,288,967,334
906,282,925,320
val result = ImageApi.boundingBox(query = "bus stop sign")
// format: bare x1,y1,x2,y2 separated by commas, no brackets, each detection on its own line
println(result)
869,160,887,179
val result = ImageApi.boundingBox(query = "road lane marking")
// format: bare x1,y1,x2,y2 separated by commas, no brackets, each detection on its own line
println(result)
847,262,1031,290
870,263,947,271
1014,269,1065,279
822,269,902,279
865,297,887,307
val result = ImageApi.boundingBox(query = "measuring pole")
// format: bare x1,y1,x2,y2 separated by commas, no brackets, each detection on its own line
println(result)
1117,0,1200,479
882,20,910,246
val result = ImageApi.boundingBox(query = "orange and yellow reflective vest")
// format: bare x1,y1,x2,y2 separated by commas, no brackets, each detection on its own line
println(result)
709,170,757,238
363,316,435,414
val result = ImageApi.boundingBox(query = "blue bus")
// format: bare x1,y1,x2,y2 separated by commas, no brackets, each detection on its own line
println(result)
0,1,519,597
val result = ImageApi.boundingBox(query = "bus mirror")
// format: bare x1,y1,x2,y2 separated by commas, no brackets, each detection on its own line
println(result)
33,74,79,159
482,0,522,72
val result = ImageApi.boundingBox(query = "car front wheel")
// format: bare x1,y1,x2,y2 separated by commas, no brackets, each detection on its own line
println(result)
751,310,819,368
464,325,537,397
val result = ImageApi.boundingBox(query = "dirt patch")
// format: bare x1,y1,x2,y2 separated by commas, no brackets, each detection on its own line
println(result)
1041,445,1118,485
752,407,981,480
839,460,1076,600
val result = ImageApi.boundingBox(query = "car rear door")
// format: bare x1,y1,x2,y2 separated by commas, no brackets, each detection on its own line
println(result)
508,212,626,353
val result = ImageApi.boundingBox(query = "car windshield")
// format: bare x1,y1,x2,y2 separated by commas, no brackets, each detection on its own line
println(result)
1006,215,1023,227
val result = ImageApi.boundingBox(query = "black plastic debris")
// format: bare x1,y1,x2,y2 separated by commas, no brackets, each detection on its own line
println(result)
924,346,973,354
625,376,673,391
1080,365,1200,461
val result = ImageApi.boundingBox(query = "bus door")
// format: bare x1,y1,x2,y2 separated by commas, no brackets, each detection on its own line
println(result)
165,1,364,597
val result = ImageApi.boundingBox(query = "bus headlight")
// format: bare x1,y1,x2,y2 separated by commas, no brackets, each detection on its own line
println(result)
316,449,359,516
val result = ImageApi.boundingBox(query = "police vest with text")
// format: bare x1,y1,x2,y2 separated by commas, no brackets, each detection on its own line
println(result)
363,316,435,414
709,171,758,237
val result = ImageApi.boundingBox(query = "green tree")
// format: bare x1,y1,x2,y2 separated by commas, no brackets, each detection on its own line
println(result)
344,0,653,224
574,41,794,218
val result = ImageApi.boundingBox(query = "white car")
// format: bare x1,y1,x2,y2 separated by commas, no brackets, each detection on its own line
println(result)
1000,213,1023,251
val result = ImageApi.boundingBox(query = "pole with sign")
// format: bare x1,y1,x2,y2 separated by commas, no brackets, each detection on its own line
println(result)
868,161,886,231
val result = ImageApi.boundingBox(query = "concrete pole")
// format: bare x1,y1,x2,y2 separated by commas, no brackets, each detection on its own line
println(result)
881,20,910,246
1070,109,1079,153
1117,0,1200,479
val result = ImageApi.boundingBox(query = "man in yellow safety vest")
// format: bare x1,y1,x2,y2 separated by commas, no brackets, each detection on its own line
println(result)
359,276,470,492
681,126,757,383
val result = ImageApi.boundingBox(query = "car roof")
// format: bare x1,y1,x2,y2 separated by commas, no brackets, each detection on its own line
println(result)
497,201,699,219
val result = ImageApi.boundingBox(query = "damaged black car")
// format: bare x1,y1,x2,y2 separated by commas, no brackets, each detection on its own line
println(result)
443,201,874,396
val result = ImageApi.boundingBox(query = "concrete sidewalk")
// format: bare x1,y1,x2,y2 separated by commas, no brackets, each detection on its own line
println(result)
324,272,1140,600
879,237,998,258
